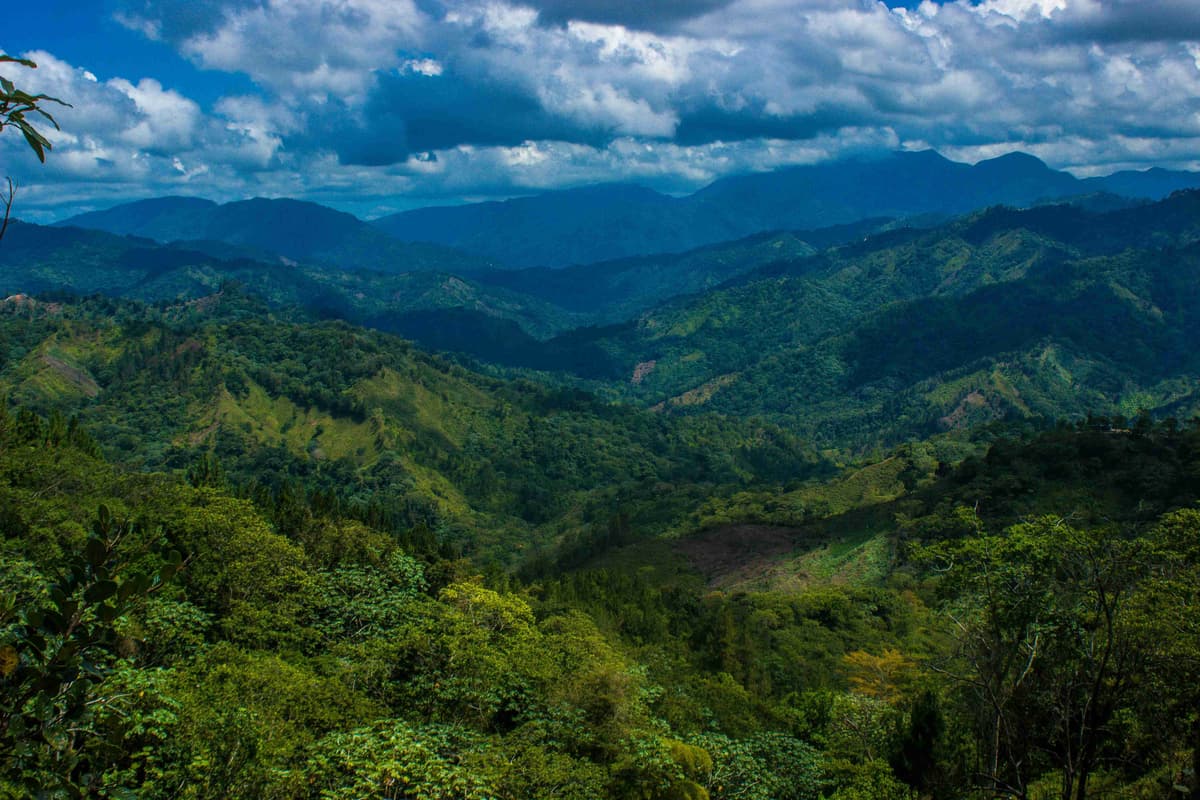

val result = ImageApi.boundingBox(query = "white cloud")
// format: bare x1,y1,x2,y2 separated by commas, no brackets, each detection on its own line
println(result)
8,0,1200,220
180,0,425,101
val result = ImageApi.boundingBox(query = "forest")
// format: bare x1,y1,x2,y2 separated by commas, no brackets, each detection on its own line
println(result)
0,288,1197,800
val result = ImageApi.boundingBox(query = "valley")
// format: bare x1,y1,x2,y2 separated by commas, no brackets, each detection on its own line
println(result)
3,149,1200,800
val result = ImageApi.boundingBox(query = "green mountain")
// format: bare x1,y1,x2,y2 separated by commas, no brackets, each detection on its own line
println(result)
473,218,893,322
445,192,1200,451
0,220,573,339
0,292,828,562
58,196,494,274
3,299,1198,799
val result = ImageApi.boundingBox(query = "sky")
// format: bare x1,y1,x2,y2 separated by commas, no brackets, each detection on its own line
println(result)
3,0,1200,222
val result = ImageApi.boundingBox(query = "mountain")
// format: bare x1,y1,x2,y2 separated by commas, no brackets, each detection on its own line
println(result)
1085,166,1200,199
371,183,712,269
6,224,1199,800
59,196,494,274
373,150,1200,267
471,218,893,322
436,191,1200,450
0,220,573,338
0,291,828,560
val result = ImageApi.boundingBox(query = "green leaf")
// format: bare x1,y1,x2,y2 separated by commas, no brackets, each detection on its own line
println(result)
84,580,118,604
97,504,112,533
86,538,107,568
0,55,38,68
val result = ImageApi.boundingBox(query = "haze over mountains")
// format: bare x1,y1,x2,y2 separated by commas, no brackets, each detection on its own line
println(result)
370,150,1200,267
61,150,1200,271
59,196,495,275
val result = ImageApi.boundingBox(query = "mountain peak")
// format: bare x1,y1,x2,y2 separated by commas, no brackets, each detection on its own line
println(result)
974,151,1052,173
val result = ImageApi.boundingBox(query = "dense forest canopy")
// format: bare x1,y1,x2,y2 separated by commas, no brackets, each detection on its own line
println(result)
1,286,1198,799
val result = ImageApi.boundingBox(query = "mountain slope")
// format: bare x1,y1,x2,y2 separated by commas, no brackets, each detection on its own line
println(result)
0,220,573,338
445,191,1200,449
372,183,708,268
0,292,830,561
471,218,892,321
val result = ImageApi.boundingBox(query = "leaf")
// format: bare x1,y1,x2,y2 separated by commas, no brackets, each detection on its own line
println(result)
0,55,38,68
86,537,107,568
97,504,112,533
84,580,118,604
42,611,65,634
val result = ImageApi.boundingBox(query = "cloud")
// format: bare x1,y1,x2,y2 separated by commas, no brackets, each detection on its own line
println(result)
1028,0,1200,43
114,0,265,42
524,0,736,30
6,0,1200,222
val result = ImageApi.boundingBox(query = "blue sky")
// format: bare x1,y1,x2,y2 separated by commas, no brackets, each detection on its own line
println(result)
3,0,1200,221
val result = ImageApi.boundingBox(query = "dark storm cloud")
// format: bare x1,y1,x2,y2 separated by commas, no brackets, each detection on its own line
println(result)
332,69,612,165
526,0,736,30
674,103,866,146
1049,0,1200,43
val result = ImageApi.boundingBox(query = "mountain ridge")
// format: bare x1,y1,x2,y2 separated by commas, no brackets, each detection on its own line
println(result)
372,150,1200,267
58,196,494,275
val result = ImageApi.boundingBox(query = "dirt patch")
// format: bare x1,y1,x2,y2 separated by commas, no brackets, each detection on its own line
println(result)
631,360,657,384
667,373,739,407
939,389,997,430
39,354,100,398
2,295,63,316
676,524,816,587
188,418,221,445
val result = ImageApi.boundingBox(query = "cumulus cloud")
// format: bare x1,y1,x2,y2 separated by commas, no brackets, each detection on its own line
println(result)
6,0,1200,220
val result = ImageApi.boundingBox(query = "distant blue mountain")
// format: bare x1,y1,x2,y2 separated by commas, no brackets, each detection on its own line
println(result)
60,152,1200,272
370,184,711,270
373,150,1200,267
59,196,493,274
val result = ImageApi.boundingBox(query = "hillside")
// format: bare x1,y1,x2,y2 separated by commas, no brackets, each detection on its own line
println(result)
438,192,1200,450
4,326,1198,799
0,220,574,338
0,292,829,562
473,218,893,322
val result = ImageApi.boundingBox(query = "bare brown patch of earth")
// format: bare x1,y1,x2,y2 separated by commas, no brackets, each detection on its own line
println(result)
676,524,820,588
39,354,101,398
631,360,656,384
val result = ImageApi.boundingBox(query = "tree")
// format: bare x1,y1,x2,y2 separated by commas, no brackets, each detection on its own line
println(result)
0,54,69,240
0,506,183,795
926,516,1149,800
